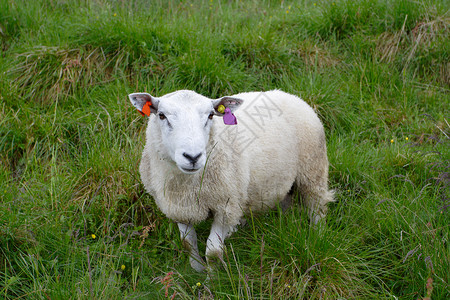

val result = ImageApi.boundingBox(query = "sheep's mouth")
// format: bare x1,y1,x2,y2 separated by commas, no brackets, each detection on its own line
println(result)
180,167,201,174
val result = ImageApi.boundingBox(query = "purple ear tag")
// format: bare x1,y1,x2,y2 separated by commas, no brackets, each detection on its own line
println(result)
223,107,237,125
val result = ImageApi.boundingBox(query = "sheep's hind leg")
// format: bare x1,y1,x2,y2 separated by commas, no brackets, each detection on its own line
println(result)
177,223,205,272
299,184,334,225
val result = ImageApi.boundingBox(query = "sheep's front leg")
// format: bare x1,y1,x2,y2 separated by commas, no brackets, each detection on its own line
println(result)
177,223,205,272
205,219,234,266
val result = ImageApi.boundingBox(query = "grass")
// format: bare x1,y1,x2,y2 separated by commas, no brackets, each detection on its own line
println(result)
0,0,449,298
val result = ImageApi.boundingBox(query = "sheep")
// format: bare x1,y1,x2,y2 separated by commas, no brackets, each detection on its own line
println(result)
129,89,334,272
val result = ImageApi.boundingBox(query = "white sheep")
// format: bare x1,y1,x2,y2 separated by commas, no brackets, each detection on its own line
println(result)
129,90,334,272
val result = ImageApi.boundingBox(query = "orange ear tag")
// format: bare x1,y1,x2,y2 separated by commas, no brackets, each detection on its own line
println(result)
141,101,152,116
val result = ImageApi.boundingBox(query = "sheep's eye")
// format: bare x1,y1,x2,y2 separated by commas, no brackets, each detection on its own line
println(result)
159,113,166,120
208,113,214,120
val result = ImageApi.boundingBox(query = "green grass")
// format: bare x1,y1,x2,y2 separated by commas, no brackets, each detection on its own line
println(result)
1,0,449,298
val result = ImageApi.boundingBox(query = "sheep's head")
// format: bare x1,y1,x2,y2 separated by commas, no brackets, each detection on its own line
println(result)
129,90,243,174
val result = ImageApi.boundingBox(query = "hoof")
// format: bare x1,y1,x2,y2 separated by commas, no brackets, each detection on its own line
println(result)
206,249,224,270
190,256,206,272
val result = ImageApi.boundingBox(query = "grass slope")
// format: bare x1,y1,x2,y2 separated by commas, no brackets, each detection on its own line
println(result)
1,0,449,299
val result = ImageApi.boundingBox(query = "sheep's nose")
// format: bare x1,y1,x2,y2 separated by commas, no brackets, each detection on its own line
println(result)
183,152,202,165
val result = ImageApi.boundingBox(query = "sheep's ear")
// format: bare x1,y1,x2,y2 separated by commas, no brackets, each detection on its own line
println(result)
128,93,160,117
212,96,244,115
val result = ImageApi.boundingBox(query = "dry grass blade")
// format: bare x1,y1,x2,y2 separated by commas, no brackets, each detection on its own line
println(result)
377,11,449,76
7,46,126,103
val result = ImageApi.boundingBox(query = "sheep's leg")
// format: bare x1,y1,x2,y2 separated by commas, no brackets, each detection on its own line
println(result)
205,220,234,266
177,223,205,272
300,185,334,225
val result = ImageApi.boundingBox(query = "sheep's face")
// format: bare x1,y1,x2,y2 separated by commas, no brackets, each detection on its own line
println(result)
156,93,212,174
129,90,243,174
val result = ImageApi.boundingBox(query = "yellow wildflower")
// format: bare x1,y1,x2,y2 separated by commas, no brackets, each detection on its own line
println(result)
121,265,126,270
91,234,96,239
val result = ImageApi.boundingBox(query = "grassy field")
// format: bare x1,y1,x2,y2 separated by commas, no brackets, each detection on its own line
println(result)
0,0,449,298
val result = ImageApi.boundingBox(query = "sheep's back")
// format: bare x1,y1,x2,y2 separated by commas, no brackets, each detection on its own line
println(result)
213,90,326,212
